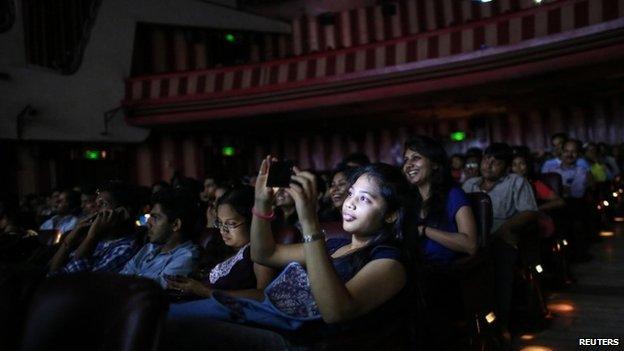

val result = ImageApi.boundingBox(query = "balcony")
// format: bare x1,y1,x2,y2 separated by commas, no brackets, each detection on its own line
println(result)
124,0,624,126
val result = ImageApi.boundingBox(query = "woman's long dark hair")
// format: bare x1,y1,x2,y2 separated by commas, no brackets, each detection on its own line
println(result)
342,163,410,272
216,186,254,224
199,186,255,272
404,136,453,229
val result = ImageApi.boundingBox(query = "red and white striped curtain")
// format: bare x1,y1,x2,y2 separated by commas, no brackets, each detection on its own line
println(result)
138,27,293,75
131,93,624,185
291,0,556,55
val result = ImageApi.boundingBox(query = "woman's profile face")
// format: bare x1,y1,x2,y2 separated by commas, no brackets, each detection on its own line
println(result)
275,188,294,208
329,172,349,209
216,204,249,249
341,175,389,236
402,149,434,186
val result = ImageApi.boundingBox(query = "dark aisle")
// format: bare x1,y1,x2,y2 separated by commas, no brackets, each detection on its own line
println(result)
514,222,624,351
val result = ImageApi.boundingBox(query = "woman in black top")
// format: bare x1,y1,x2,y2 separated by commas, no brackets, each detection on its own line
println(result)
167,187,274,300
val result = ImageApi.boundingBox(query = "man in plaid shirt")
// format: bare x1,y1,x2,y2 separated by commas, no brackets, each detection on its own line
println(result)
48,182,140,276
51,229,138,275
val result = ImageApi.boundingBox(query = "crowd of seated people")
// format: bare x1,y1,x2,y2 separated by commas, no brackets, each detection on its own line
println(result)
1,133,623,350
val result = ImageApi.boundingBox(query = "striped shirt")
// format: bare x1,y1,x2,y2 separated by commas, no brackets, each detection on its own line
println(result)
52,236,139,275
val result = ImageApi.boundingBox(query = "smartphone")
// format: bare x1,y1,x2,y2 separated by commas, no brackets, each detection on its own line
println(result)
266,161,294,188
137,213,150,226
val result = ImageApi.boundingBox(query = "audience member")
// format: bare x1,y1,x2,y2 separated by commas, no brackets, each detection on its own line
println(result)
164,159,409,350
512,150,565,238
402,136,477,350
166,187,274,300
79,189,97,219
200,176,218,203
550,140,590,199
318,165,352,222
462,143,538,338
597,143,621,180
585,142,609,183
541,133,590,173
274,188,299,228
549,139,594,261
120,188,200,287
48,182,140,275
403,136,477,262
39,189,81,235
449,153,465,184
339,152,371,168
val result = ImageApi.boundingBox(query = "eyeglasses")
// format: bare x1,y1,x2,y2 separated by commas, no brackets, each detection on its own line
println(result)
213,220,245,232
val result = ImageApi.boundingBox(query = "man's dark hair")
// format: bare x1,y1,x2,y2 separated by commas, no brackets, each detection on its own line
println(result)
551,132,569,143
175,177,202,199
330,164,356,181
466,147,483,159
340,153,371,168
99,181,139,218
216,186,255,223
484,143,514,168
0,201,18,224
63,189,82,214
152,188,199,240
565,138,582,151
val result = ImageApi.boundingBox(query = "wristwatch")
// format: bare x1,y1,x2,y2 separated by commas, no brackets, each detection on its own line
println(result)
303,230,326,243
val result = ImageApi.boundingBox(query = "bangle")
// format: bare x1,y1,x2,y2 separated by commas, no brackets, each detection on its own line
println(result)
252,207,276,221
303,230,325,243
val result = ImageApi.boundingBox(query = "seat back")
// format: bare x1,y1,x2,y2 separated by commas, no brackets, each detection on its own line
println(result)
274,225,302,244
467,192,493,249
320,221,351,241
19,273,168,351
539,172,563,197
196,227,220,250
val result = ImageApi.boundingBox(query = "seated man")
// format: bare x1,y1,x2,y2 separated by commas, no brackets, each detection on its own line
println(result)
551,139,590,200
120,188,200,288
541,132,590,173
48,182,140,275
39,189,81,235
462,143,538,338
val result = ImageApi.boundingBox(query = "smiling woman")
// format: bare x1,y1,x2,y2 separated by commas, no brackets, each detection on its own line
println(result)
402,136,477,262
163,158,412,350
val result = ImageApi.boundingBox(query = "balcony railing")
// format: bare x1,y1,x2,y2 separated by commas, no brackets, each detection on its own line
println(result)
124,0,624,123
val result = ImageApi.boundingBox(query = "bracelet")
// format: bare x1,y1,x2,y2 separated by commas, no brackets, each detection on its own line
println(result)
303,230,325,243
252,207,276,221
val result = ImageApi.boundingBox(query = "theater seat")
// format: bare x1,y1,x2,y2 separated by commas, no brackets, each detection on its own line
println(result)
467,192,494,249
540,173,563,197
454,193,499,348
196,227,220,250
274,225,302,244
515,218,549,328
319,221,351,241
538,172,572,287
19,273,168,351
416,192,501,350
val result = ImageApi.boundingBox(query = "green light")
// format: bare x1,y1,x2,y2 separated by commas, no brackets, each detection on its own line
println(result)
84,150,101,160
222,146,235,157
450,131,466,142
225,33,236,43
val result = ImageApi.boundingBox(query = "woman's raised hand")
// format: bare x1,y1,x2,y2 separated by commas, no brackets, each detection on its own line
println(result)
254,156,275,208
286,168,319,224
